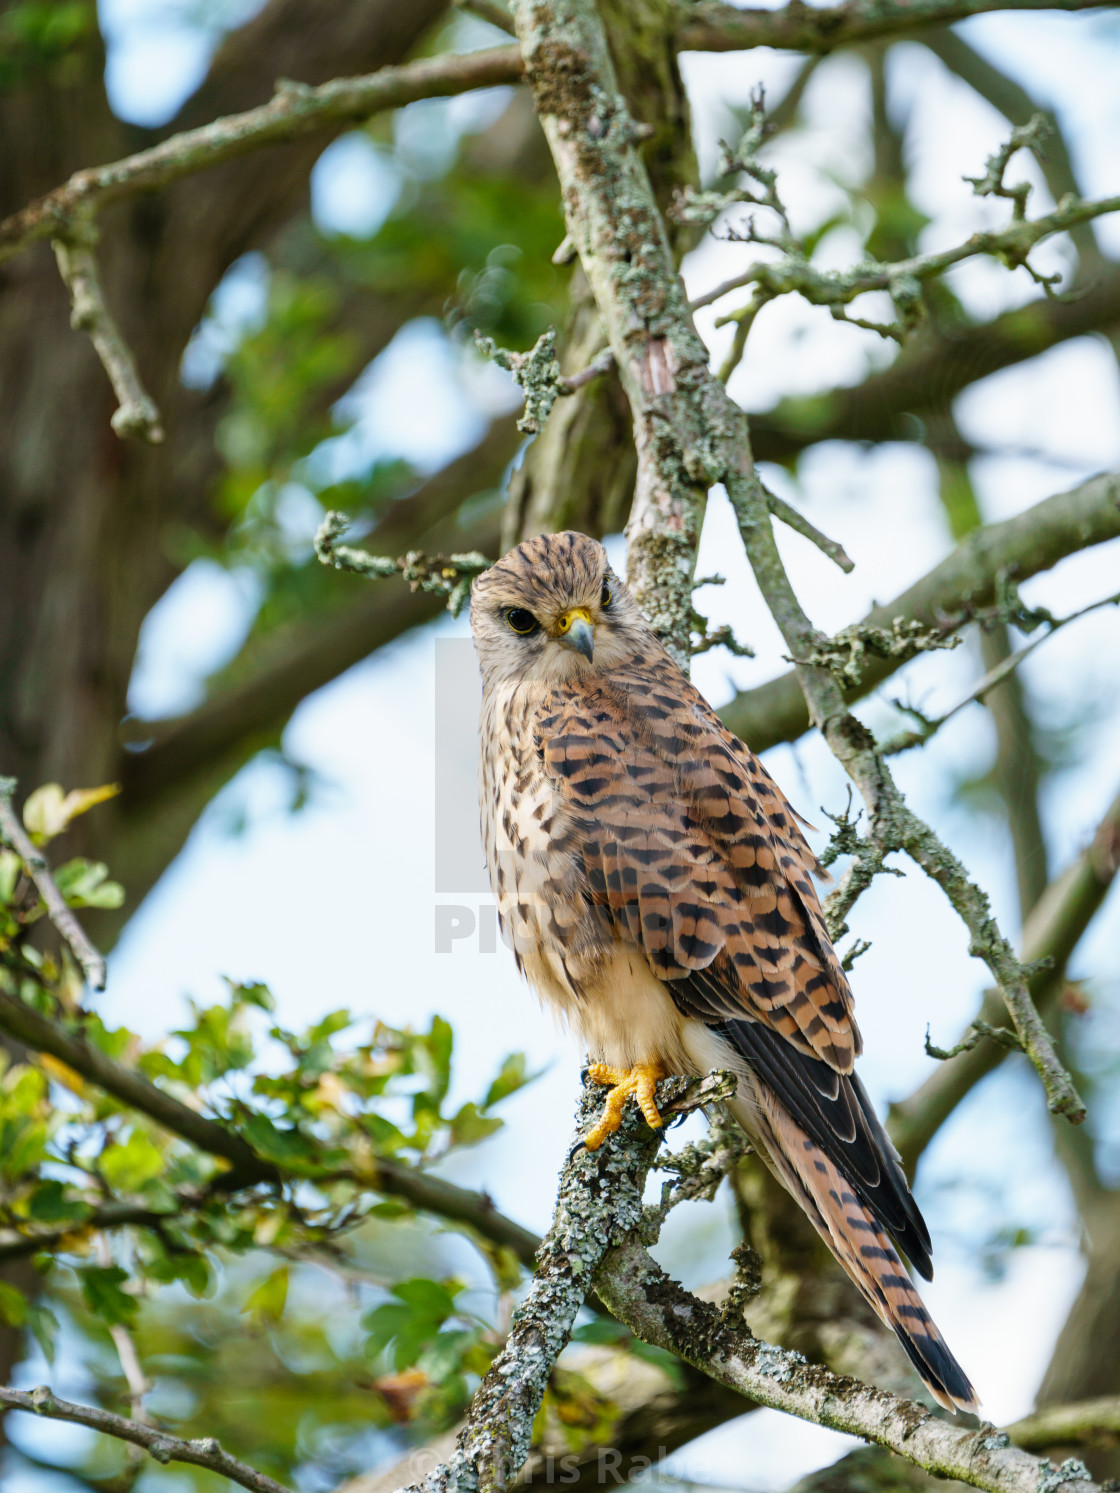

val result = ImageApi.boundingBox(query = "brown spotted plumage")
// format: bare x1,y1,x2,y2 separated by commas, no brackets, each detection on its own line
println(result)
471,531,977,1414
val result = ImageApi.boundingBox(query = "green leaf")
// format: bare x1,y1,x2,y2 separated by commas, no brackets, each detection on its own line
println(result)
26,1300,58,1365
78,1265,137,1326
362,1302,414,1358
27,1178,93,1226
51,858,124,909
100,1130,165,1193
243,1266,289,1326
0,1280,27,1326
391,1277,462,1317
448,1101,501,1149
226,978,275,1012
0,849,21,904
240,1110,318,1168
483,1051,537,1109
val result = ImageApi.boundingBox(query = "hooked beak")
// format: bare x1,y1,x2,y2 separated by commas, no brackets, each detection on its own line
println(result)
555,607,595,662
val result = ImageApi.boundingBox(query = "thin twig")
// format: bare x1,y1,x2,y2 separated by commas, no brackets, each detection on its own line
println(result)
0,1385,292,1493
0,776,107,991
0,0,1109,272
719,470,1120,755
314,512,491,616
0,49,526,266
727,470,1086,1125
559,347,615,392
676,0,1117,54
883,588,1120,754
889,782,1120,1169
52,217,163,443
691,184,1120,330
765,487,855,572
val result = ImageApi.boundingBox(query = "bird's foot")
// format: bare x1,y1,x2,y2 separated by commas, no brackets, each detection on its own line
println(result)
583,1061,666,1150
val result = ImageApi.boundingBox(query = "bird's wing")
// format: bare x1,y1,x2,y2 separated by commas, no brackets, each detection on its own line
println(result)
536,663,860,1073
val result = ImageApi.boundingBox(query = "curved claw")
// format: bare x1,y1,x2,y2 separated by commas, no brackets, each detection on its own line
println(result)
582,1061,667,1150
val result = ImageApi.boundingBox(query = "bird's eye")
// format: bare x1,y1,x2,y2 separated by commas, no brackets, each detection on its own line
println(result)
600,580,612,608
505,608,539,635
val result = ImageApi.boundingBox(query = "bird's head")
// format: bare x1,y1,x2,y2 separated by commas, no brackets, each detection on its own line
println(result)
470,531,650,689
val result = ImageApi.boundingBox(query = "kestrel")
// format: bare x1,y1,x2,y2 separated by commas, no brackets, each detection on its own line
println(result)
470,531,976,1413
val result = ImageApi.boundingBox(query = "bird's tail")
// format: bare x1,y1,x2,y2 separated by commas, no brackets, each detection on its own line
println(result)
733,1085,979,1415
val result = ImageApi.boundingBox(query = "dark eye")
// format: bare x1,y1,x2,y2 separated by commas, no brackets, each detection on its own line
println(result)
601,580,612,608
505,608,538,635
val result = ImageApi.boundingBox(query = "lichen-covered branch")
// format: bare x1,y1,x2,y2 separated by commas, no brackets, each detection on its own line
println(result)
315,511,491,616
1,0,1109,278
686,101,1116,346
594,1234,1097,1493
402,1072,734,1493
766,488,855,572
392,1068,1101,1493
882,588,1120,755
727,471,1085,1123
696,176,1120,340
0,48,524,267
0,776,107,990
514,0,1085,1125
890,782,1120,1170
511,0,734,666
51,217,163,443
0,1384,292,1493
719,471,1120,753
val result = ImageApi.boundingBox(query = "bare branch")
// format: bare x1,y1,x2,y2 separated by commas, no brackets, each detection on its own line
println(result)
729,469,1085,1123
676,0,1117,54
882,589,1120,755
596,1234,1098,1493
315,511,492,617
0,47,525,266
0,1384,291,1493
719,471,1120,753
1004,1395,1120,1451
889,783,1120,1169
51,218,164,443
396,1061,1100,1493
695,173,1120,335
765,488,855,573
0,777,107,991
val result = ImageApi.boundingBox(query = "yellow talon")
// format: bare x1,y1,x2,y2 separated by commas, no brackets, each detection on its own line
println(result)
584,1061,666,1150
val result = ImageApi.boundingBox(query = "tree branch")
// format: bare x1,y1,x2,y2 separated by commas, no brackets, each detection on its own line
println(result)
0,989,542,1269
118,416,519,815
719,471,1120,753
889,781,1120,1170
0,47,525,266
595,1234,1098,1493
0,777,108,991
403,1072,734,1493
0,1384,292,1493
1005,1396,1120,1451
397,1065,1101,1493
51,218,163,444
676,0,1117,54
728,472,1085,1122
747,260,1120,468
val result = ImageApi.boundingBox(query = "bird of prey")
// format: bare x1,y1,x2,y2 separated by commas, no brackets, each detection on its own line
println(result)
470,530,977,1413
